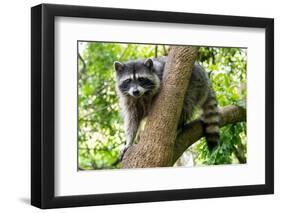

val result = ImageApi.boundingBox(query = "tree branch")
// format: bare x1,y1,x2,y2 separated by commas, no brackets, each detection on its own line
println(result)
172,105,246,163
78,53,86,74
121,46,198,168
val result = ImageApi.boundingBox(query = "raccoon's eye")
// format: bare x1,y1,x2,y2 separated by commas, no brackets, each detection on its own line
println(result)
138,77,155,88
124,79,132,84
119,79,132,91
138,77,151,84
138,78,146,83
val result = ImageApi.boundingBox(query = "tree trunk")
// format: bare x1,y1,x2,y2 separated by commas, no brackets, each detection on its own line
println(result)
121,46,198,168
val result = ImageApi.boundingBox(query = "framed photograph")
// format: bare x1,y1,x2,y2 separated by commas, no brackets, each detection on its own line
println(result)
31,3,274,209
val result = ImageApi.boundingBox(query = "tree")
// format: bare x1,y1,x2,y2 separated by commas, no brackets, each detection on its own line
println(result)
121,46,246,168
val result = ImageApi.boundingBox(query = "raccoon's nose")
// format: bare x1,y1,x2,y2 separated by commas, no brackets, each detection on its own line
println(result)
133,89,140,96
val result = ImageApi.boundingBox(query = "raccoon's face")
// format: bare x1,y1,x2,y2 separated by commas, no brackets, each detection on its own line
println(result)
114,59,160,98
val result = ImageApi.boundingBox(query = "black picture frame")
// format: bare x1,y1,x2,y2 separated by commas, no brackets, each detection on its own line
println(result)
31,3,274,209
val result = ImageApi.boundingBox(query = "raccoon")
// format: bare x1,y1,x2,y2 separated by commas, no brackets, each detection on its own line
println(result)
114,57,220,158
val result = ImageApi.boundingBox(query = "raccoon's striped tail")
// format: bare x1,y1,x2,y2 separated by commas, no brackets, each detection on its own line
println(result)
202,90,220,151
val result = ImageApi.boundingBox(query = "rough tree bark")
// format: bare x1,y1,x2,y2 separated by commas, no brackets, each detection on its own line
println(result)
121,46,246,168
121,46,198,168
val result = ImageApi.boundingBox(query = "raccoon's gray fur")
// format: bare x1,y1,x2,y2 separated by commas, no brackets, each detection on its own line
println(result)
114,57,220,157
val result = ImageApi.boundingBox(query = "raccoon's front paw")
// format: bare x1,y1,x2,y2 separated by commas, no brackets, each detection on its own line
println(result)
119,146,128,161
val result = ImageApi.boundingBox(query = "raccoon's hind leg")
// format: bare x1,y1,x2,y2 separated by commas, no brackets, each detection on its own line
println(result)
202,89,220,151
177,100,195,133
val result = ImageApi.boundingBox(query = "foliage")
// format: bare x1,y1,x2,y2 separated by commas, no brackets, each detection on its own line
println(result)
78,43,247,170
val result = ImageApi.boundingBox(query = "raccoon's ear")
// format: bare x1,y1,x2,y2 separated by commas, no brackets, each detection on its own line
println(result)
114,61,124,72
144,58,153,69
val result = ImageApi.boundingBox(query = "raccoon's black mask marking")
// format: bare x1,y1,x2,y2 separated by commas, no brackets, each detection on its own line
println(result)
119,78,155,93
138,77,155,89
